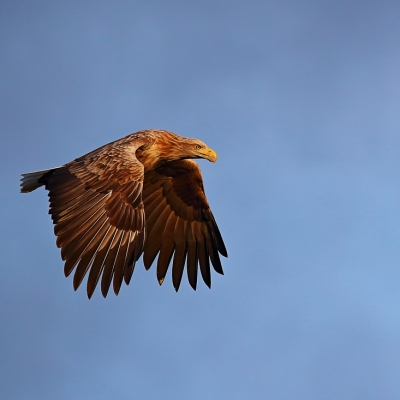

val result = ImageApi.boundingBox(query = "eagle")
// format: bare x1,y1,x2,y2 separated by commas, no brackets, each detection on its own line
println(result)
21,130,227,298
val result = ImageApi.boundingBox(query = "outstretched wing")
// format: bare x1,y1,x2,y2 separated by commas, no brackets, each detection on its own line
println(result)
142,159,227,291
42,139,147,298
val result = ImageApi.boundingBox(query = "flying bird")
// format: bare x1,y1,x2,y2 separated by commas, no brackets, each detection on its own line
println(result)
21,130,227,298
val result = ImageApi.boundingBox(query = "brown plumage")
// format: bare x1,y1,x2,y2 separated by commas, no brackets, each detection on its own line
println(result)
20,129,227,298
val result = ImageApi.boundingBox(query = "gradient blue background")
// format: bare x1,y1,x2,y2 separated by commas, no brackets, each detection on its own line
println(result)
2,1,400,399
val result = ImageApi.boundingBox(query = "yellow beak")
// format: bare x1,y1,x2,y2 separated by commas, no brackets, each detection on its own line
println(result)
198,147,218,162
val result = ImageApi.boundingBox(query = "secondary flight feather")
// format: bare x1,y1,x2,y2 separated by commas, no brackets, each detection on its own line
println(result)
21,130,227,298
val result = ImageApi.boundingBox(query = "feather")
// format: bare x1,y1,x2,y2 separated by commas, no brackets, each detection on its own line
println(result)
101,230,124,297
62,211,107,274
192,221,210,288
58,206,107,252
72,219,111,290
143,204,171,269
54,193,109,236
86,226,117,298
156,212,177,284
143,193,166,225
172,216,186,291
123,231,139,284
185,222,198,290
133,228,145,262
112,231,130,295
50,190,97,219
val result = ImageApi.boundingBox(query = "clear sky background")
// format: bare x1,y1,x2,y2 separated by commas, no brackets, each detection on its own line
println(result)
2,1,400,399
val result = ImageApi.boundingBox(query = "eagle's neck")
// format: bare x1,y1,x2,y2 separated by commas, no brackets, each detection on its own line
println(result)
136,131,185,171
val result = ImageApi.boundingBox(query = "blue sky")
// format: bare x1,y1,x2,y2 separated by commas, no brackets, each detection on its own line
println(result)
2,1,400,399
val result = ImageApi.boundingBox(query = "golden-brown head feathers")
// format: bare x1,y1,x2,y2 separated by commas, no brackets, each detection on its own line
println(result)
135,130,217,170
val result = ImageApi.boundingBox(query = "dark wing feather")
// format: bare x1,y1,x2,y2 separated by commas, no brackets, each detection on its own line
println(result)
142,159,227,291
41,136,148,298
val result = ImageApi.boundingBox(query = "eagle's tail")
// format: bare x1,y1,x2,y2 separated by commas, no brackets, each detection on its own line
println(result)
20,167,60,193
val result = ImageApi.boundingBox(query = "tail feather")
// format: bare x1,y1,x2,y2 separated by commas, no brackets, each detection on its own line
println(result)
20,167,60,193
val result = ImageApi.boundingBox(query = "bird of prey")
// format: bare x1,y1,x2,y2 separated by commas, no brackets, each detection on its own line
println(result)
21,130,227,298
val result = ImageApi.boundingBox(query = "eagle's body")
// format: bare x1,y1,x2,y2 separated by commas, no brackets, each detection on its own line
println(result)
21,130,227,298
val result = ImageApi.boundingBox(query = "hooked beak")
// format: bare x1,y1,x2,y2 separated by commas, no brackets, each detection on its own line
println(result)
197,147,218,162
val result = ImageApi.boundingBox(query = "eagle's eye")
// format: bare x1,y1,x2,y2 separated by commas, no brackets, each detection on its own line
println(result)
195,144,202,149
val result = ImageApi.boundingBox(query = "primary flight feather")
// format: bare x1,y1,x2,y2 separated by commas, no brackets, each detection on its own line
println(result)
21,129,227,298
